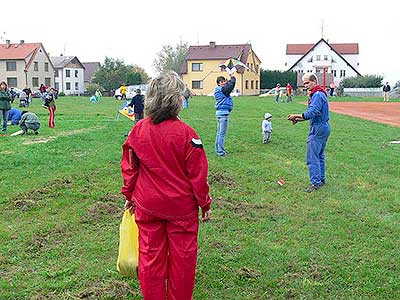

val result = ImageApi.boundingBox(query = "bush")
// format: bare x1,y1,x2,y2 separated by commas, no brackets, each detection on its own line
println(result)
260,70,297,89
86,83,104,95
340,75,383,88
59,92,65,97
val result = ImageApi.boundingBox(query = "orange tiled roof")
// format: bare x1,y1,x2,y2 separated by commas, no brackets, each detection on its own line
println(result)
287,43,359,55
0,42,41,59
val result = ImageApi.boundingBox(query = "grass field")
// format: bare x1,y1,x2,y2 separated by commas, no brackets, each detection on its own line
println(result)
0,95,399,300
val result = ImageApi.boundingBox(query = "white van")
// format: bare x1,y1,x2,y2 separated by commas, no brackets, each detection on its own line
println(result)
114,84,148,100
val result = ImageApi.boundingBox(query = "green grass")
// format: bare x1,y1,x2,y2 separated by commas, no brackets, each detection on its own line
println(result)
1,95,399,299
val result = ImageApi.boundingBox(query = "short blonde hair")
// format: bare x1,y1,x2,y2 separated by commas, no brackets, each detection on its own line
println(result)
302,72,318,84
145,71,185,124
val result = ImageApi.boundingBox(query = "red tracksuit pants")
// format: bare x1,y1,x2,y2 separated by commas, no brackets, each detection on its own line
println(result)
48,106,56,128
135,207,199,300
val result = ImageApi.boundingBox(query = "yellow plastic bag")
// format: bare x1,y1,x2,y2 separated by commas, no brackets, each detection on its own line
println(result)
117,209,139,278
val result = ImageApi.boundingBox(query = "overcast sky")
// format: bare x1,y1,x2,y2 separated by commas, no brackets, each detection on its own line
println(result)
2,0,399,84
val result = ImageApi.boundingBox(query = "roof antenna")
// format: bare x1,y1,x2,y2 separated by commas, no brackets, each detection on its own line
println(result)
321,19,324,39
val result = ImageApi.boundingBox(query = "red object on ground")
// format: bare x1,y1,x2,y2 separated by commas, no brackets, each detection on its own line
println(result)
277,178,286,186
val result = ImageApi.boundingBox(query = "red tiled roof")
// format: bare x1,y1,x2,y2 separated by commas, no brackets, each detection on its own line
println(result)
287,42,359,55
0,43,41,59
182,43,252,74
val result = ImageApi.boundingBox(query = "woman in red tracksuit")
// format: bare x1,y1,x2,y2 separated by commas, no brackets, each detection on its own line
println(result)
121,72,212,300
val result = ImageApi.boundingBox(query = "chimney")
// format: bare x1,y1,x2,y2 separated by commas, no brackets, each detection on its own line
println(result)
20,40,24,45
210,41,216,48
6,40,10,48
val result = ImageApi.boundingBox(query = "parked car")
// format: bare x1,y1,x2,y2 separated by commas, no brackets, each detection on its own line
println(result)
259,87,287,97
114,84,148,100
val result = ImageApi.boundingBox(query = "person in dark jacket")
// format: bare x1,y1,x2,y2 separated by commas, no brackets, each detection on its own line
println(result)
0,81,12,133
383,82,391,102
121,71,211,300
7,108,22,125
128,88,144,122
23,87,32,106
287,73,331,193
214,73,236,157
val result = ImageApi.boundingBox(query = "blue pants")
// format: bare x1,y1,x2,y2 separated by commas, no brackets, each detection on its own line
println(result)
275,95,280,103
1,109,9,132
183,99,189,109
215,115,229,156
306,124,330,186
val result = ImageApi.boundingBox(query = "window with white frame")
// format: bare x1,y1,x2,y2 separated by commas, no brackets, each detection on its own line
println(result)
45,77,51,87
66,70,70,77
332,70,337,77
45,62,49,72
75,70,78,77
66,82,71,90
340,70,346,77
192,63,203,71
32,77,39,87
75,82,79,90
324,55,328,61
34,62,39,71
316,55,321,61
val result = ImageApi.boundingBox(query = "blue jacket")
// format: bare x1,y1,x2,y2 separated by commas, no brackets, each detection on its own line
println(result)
302,90,330,126
214,76,236,116
8,108,22,125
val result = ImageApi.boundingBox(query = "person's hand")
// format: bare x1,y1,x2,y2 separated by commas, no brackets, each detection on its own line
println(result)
287,114,296,121
201,209,212,222
125,200,135,214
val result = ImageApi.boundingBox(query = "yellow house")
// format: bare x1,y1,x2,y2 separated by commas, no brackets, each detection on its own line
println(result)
181,42,261,96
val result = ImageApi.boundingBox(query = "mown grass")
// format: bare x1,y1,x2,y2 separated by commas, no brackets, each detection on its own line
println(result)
0,95,399,299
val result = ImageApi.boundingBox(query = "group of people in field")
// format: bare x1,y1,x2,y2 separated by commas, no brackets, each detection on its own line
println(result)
120,69,330,300
0,82,57,136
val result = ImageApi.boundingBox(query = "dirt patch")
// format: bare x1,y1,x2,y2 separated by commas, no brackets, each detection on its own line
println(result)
80,201,123,223
209,171,237,188
76,280,137,299
237,267,261,279
29,224,68,252
12,177,72,210
329,102,400,127
22,126,105,145
100,192,125,202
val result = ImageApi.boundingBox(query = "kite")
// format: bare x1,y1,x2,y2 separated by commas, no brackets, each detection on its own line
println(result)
117,101,135,121
219,58,252,74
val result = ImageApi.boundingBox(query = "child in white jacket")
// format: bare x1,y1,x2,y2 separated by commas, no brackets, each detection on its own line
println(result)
262,113,272,143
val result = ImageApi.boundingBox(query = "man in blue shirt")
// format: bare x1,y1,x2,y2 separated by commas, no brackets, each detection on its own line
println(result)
288,73,331,193
214,73,236,157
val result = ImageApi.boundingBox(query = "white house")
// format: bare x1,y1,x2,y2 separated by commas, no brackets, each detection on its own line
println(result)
286,38,361,86
51,55,85,95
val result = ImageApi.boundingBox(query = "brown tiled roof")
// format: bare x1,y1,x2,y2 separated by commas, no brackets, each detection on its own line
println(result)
182,43,252,74
287,42,359,55
0,42,41,59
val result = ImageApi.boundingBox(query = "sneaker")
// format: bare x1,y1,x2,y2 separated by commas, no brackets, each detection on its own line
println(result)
34,131,38,135
304,185,320,193
320,180,326,186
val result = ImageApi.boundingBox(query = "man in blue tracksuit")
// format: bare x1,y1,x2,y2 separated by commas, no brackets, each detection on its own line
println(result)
287,73,330,193
214,74,236,157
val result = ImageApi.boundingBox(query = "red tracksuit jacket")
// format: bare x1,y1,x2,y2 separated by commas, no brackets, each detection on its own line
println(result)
121,117,211,220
